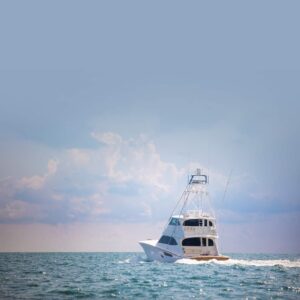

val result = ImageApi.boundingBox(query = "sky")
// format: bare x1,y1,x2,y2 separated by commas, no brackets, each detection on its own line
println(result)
0,0,299,253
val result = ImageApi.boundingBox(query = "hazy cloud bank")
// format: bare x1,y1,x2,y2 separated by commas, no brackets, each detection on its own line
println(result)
0,132,185,224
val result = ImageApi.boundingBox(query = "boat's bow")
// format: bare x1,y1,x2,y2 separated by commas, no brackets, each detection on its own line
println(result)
139,239,180,262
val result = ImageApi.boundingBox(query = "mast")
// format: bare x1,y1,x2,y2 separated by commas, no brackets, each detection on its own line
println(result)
177,168,212,217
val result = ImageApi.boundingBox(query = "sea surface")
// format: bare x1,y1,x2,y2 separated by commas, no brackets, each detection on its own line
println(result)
0,252,299,299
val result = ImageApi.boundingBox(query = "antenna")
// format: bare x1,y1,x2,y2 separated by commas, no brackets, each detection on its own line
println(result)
221,169,233,203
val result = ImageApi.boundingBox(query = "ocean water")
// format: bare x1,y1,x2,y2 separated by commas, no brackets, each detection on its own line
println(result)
0,253,299,299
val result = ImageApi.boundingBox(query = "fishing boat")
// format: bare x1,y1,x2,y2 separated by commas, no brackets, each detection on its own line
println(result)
139,169,229,262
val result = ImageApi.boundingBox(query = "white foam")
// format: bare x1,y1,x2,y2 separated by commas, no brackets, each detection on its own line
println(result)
176,258,208,265
175,258,300,268
117,256,148,264
117,258,131,264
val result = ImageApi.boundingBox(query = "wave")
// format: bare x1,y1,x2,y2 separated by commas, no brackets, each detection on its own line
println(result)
117,255,148,264
117,258,131,264
175,258,300,268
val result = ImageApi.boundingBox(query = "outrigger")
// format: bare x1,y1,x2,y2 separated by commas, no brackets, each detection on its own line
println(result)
139,169,229,262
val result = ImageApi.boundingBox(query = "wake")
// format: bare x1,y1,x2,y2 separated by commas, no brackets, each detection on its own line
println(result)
175,258,300,268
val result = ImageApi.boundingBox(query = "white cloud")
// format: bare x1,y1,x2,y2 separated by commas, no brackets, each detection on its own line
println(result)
18,175,45,190
91,131,122,145
71,132,184,192
0,133,187,223
93,133,183,192
18,159,59,190
0,132,248,224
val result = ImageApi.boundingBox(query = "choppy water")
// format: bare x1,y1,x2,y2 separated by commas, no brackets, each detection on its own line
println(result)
0,253,299,299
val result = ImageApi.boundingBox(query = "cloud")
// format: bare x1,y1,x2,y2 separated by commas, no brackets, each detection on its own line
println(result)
0,200,36,221
0,133,185,224
18,175,45,190
18,159,59,190
47,159,59,175
67,149,90,166
1,131,294,225
91,131,122,145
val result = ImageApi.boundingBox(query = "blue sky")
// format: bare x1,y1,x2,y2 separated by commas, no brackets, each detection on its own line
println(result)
0,1,299,252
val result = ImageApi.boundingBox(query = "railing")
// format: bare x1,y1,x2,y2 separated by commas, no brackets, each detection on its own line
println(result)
183,226,217,236
183,211,214,219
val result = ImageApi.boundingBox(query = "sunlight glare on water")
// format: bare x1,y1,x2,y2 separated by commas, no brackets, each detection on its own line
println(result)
0,253,299,299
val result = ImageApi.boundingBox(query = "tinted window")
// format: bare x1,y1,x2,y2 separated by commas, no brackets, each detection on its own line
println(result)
183,219,203,226
169,218,180,226
208,239,214,246
158,235,177,245
202,238,207,246
204,219,207,226
182,238,201,246
209,221,213,226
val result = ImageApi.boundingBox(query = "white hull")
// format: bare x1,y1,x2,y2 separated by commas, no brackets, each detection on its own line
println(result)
139,240,228,263
139,240,179,263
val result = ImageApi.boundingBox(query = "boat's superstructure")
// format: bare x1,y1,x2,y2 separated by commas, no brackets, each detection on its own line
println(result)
139,169,228,262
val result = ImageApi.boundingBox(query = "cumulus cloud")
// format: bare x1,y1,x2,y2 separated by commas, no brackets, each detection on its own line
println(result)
3,131,272,226
0,133,186,224
18,159,59,190
0,131,295,226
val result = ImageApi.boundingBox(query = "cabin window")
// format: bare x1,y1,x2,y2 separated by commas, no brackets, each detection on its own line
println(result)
183,219,203,226
202,238,207,247
204,219,207,226
163,252,173,257
208,239,214,246
182,237,201,246
169,218,180,226
158,235,177,245
209,221,213,226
